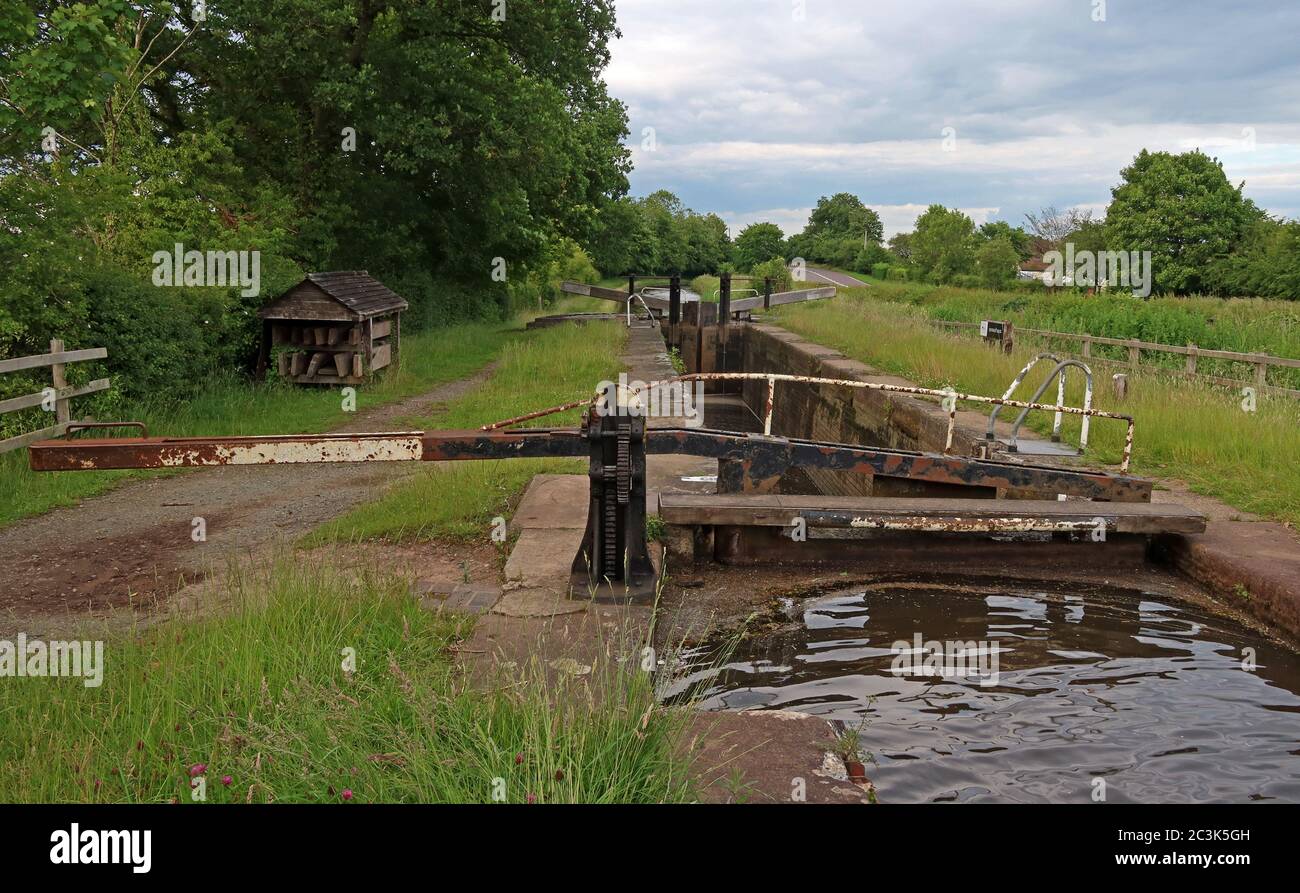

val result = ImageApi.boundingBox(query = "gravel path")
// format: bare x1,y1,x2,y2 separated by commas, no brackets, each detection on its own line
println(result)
0,367,495,632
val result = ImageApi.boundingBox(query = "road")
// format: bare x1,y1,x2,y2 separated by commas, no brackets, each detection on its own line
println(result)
801,266,868,288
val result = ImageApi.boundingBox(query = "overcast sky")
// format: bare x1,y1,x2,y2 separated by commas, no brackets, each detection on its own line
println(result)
605,0,1300,237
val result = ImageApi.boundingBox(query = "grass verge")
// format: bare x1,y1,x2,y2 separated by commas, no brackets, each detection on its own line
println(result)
845,277,1300,387
0,559,694,803
305,320,627,544
773,294,1300,527
1,322,512,529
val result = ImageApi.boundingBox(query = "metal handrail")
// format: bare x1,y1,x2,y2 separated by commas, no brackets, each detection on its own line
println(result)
988,353,1063,441
663,371,1134,472
1008,359,1094,453
986,354,1095,452
627,289,660,328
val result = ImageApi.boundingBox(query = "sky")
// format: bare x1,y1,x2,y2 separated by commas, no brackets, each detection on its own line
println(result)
605,0,1300,237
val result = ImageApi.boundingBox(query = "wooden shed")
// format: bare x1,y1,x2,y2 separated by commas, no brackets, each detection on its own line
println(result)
256,271,407,385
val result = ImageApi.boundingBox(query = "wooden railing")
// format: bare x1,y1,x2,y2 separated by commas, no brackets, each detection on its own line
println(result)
0,340,110,453
932,321,1300,398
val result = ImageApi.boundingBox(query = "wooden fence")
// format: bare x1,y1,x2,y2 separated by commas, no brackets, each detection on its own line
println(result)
932,320,1300,398
0,340,110,453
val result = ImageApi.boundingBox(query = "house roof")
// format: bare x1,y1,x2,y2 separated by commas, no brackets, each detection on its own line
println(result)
260,271,408,319
1019,258,1051,272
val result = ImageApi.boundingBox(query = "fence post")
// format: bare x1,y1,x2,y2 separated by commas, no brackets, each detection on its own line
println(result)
763,277,772,310
1112,373,1128,401
1255,355,1268,389
1082,336,1092,359
1128,340,1140,368
718,272,731,327
1185,343,1198,375
49,338,71,425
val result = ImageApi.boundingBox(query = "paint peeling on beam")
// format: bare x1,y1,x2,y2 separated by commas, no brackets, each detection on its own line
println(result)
27,429,592,471
26,432,427,470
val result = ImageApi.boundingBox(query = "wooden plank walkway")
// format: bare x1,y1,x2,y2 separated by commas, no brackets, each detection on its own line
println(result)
659,494,1205,535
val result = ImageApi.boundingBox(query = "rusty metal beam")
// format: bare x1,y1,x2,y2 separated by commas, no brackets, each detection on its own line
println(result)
26,429,588,471
642,429,1152,502
27,425,1150,502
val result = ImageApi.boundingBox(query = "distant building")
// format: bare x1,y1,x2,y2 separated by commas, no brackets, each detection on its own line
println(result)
1017,258,1054,284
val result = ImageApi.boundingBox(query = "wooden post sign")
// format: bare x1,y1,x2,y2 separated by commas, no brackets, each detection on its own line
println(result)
980,320,1014,353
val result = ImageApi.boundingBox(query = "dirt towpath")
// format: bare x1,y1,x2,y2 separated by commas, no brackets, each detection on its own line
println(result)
0,368,494,634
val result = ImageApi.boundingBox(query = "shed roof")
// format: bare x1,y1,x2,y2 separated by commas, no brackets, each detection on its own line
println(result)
259,271,408,320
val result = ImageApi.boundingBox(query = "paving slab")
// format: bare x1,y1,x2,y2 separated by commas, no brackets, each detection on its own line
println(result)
490,586,586,618
503,527,585,583
510,474,589,529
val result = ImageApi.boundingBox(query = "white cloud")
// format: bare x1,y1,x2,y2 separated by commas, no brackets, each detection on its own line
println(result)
608,0,1300,226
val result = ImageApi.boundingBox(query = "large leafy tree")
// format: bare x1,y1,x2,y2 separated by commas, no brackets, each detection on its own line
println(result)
806,193,883,244
734,222,786,271
583,191,731,277
911,204,976,283
1,0,631,335
978,221,1034,260
975,237,1020,288
787,193,883,266
1106,150,1261,294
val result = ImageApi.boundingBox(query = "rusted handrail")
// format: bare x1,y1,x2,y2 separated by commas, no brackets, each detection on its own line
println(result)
479,393,600,431
664,371,1135,472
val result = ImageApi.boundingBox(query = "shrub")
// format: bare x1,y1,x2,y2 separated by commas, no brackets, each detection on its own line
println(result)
750,256,792,293
853,243,892,273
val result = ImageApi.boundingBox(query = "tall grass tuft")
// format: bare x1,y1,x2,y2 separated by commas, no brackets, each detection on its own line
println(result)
0,559,694,803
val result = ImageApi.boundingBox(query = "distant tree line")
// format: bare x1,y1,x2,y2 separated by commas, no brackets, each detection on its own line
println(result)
583,190,730,278
718,151,1298,300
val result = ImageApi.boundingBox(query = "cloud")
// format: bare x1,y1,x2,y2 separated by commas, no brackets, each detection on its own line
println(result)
608,0,1300,232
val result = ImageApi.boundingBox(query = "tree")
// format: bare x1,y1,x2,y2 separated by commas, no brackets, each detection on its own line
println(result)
1106,149,1261,293
911,205,976,283
641,191,689,273
2,0,632,321
1024,206,1095,253
978,221,1034,260
734,222,787,270
887,232,914,263
681,212,731,277
853,242,892,272
586,198,657,276
976,238,1021,288
1206,217,1300,300
806,193,884,244
788,193,884,265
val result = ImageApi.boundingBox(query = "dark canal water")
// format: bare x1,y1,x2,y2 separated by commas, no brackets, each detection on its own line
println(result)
666,581,1300,802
